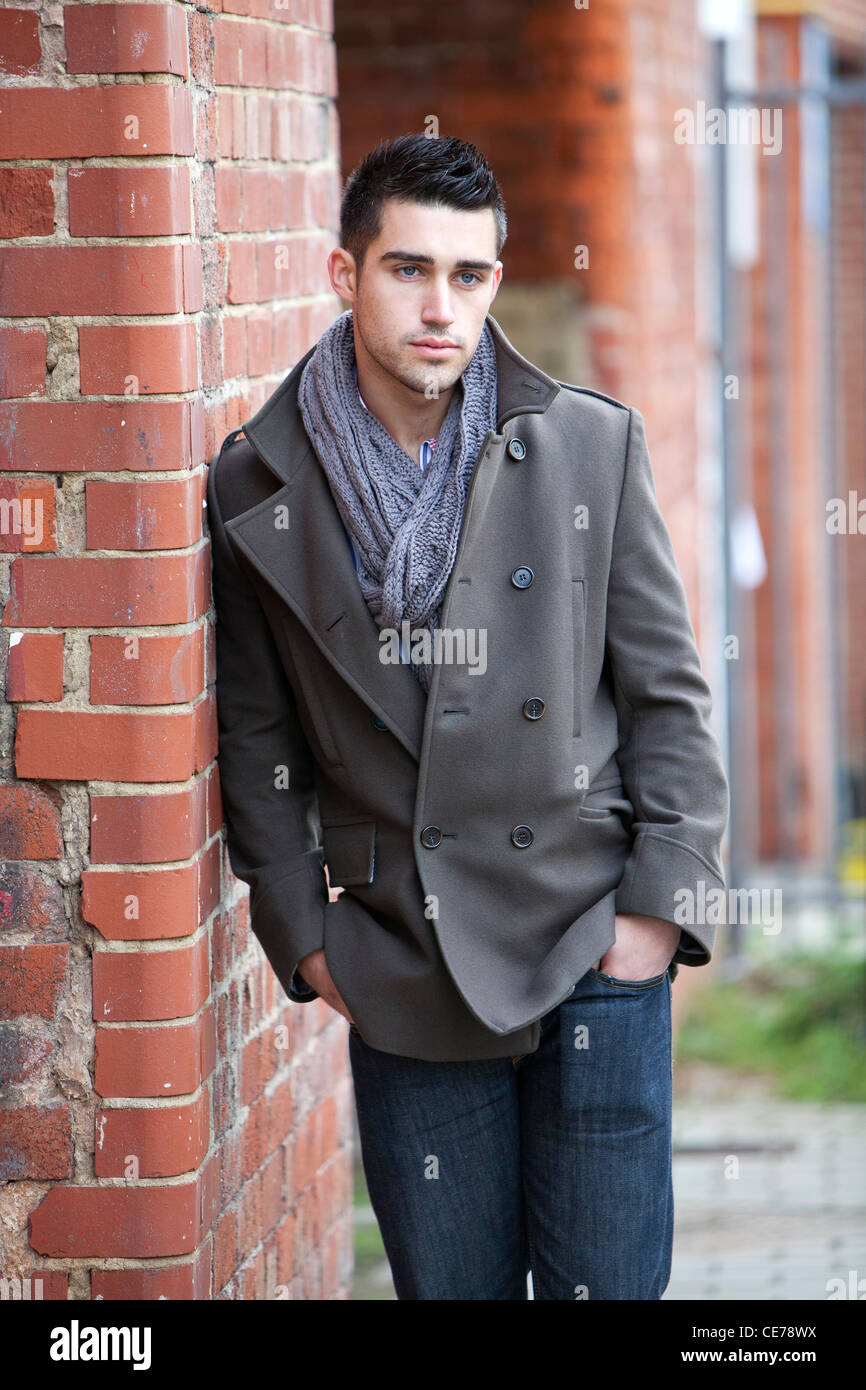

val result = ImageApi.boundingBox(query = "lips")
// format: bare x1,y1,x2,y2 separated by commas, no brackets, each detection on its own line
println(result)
411,340,458,354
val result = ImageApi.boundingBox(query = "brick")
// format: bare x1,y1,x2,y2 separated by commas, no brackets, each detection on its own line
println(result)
227,239,258,302
200,314,223,388
0,784,63,860
0,400,202,474
79,323,198,397
217,91,233,157
267,1075,293,1147
0,944,68,1019
0,863,67,937
242,22,268,87
247,314,272,376
90,629,205,705
89,782,207,864
94,1091,208,1177
92,935,209,1023
5,631,64,702
0,1105,73,1180
202,802,221,873
0,327,46,399
67,165,191,237
182,242,204,312
91,1259,208,1301
0,9,41,74
29,1178,206,1258
240,170,270,232
214,17,240,85
0,1023,52,1085
0,246,187,316
213,1206,237,1293
214,166,241,232
271,307,293,372
0,168,53,238
94,1005,216,1097
3,550,210,625
14,707,208,782
64,3,188,77
0,479,56,552
81,858,206,941
187,8,214,87
223,315,248,377
0,87,194,159
195,87,218,163
253,92,272,158
261,1148,284,1234
266,169,290,231
85,472,207,553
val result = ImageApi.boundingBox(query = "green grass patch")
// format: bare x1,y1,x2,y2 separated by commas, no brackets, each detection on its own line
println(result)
677,950,866,1101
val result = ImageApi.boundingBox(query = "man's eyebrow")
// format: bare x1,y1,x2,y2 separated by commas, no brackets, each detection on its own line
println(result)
379,250,496,272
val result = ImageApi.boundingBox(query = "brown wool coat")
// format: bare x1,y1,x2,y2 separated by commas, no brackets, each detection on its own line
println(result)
206,313,730,1061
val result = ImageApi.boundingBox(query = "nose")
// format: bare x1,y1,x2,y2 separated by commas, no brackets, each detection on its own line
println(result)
420,275,456,327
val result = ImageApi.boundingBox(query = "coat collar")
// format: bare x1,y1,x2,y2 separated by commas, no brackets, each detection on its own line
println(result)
225,313,560,763
241,311,559,487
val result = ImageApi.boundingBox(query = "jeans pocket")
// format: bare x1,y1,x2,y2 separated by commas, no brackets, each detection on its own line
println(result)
588,966,670,990
560,971,672,1121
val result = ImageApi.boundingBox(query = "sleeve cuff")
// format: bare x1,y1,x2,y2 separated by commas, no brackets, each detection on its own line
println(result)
248,856,328,1002
614,830,726,965
288,965,320,1002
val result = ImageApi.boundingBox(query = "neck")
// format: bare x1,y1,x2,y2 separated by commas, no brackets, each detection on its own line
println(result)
352,334,456,465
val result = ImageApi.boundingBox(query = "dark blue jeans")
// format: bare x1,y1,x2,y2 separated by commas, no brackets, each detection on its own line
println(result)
348,964,674,1300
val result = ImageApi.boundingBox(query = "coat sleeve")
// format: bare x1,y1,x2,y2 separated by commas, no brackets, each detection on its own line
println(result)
605,407,730,964
207,435,328,1003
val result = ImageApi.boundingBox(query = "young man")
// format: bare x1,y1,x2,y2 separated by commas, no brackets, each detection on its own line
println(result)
207,134,730,1300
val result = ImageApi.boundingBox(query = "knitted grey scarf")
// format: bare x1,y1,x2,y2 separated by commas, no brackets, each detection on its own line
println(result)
297,309,499,692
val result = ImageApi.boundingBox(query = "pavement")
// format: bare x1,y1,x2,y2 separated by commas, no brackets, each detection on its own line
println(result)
664,1060,866,1300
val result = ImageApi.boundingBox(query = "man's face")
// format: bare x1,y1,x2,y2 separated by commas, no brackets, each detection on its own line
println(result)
333,197,502,396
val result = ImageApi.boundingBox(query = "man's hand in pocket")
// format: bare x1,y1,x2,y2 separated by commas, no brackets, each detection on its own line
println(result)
296,947,354,1024
593,914,680,979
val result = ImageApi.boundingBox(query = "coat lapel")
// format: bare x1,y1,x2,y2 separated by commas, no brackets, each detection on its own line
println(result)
224,313,560,763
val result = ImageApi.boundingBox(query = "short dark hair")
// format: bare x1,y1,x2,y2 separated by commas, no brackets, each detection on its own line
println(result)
340,133,507,278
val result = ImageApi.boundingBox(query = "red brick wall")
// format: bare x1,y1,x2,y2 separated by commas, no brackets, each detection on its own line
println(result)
0,0,353,1300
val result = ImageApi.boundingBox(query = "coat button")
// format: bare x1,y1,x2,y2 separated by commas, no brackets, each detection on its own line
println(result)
506,438,526,460
511,566,534,589
420,825,442,848
511,824,534,848
523,697,545,720
371,714,387,729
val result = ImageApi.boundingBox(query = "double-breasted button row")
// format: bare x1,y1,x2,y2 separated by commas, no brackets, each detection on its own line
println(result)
421,824,535,849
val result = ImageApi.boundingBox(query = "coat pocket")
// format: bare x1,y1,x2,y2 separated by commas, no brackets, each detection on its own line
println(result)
320,816,376,886
572,577,586,738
